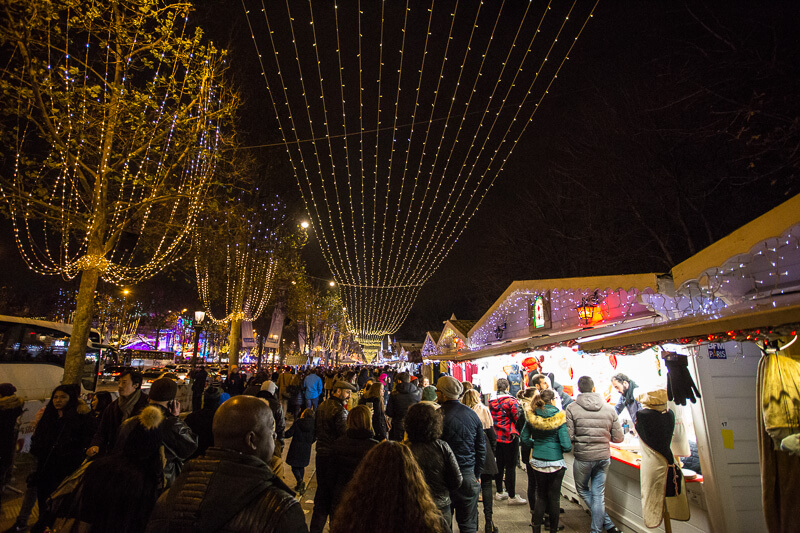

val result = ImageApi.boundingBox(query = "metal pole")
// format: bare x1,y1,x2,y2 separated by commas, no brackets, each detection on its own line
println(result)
190,324,202,371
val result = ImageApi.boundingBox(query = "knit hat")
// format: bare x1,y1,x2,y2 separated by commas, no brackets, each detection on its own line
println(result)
203,386,222,408
260,380,278,396
421,385,438,402
436,376,463,400
638,389,668,411
149,377,178,402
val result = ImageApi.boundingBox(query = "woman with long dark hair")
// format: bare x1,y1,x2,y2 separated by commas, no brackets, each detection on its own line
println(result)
331,440,449,533
358,381,388,440
29,385,92,533
521,389,572,533
463,389,501,533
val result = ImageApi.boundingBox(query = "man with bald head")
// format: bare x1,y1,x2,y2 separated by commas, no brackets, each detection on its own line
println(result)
147,396,308,533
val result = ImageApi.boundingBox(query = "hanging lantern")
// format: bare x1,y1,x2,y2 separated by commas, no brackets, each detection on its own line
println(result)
609,354,618,369
577,290,601,324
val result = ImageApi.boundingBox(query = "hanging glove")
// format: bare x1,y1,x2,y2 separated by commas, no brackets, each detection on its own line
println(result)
664,354,701,406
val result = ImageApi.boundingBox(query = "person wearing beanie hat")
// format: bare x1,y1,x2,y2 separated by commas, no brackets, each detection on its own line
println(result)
420,385,440,409
260,380,278,397
437,375,486,533
116,378,197,488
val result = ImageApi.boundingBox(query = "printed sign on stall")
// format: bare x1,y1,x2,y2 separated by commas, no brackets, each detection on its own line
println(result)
708,343,727,359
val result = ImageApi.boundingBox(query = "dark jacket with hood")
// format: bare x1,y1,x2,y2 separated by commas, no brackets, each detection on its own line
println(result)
331,428,380,497
315,395,348,457
256,391,286,448
440,400,486,478
385,382,421,440
565,392,623,461
146,447,307,533
118,403,197,488
30,394,93,483
285,416,316,468
521,403,572,462
407,438,463,509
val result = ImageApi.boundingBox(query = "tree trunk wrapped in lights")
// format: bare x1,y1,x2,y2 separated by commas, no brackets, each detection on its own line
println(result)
0,0,237,384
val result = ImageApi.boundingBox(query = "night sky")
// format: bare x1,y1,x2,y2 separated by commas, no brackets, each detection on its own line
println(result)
1,1,798,344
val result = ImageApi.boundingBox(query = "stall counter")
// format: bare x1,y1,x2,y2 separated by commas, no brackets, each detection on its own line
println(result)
560,445,710,533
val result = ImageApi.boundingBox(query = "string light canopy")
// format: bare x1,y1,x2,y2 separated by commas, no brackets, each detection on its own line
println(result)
242,0,598,346
0,1,234,285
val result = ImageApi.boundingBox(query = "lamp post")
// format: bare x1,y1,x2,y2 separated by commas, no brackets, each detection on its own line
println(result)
118,288,130,347
191,310,206,371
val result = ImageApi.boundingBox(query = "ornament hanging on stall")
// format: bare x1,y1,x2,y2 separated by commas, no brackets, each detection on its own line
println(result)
568,366,574,380
558,357,569,371
656,351,662,377
538,355,545,364
609,354,618,370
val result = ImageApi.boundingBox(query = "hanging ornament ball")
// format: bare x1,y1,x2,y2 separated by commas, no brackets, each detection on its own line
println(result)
609,354,618,370
522,356,539,371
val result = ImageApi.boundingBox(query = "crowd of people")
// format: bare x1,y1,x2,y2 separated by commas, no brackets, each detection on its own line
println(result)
0,363,635,533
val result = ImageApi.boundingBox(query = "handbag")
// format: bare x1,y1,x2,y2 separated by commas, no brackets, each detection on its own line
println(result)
47,458,92,520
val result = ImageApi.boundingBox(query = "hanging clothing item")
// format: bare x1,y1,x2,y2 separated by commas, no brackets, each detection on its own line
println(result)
635,404,689,528
668,402,690,458
758,352,800,533
760,352,800,447
506,366,523,398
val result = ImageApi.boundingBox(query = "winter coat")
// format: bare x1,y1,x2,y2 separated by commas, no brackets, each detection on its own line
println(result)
385,382,421,440
90,391,150,453
256,391,286,447
614,380,642,423
330,428,380,497
407,439,463,509
146,447,307,533
185,408,216,459
439,400,486,478
358,395,388,440
521,404,572,462
488,394,520,443
481,427,499,477
315,396,348,457
31,404,93,483
0,394,23,467
118,404,197,488
565,392,623,461
303,373,324,399
285,417,316,468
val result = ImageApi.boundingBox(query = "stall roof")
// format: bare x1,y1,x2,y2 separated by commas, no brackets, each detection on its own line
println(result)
469,273,663,337
579,300,800,353
672,193,800,288
431,315,661,362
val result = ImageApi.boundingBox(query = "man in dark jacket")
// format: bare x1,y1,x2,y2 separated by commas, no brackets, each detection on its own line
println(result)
437,376,485,533
118,377,198,488
190,366,208,411
146,396,307,533
226,366,246,396
87,370,149,457
565,376,624,533
310,380,356,533
385,372,421,441
612,373,641,424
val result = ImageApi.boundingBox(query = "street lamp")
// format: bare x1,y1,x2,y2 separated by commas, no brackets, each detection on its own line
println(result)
300,221,310,229
118,288,131,347
191,310,206,371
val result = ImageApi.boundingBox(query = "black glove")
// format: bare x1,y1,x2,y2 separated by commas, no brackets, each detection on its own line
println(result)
664,355,701,406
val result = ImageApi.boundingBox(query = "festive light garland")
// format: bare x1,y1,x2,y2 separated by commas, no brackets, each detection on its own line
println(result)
242,0,598,346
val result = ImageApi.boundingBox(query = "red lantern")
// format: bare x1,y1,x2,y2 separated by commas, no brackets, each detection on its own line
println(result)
609,354,618,369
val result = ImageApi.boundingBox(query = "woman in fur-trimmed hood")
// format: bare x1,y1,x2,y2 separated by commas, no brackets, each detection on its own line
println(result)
520,389,571,533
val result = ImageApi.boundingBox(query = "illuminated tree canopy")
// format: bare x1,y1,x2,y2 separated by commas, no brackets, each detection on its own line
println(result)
0,0,236,382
